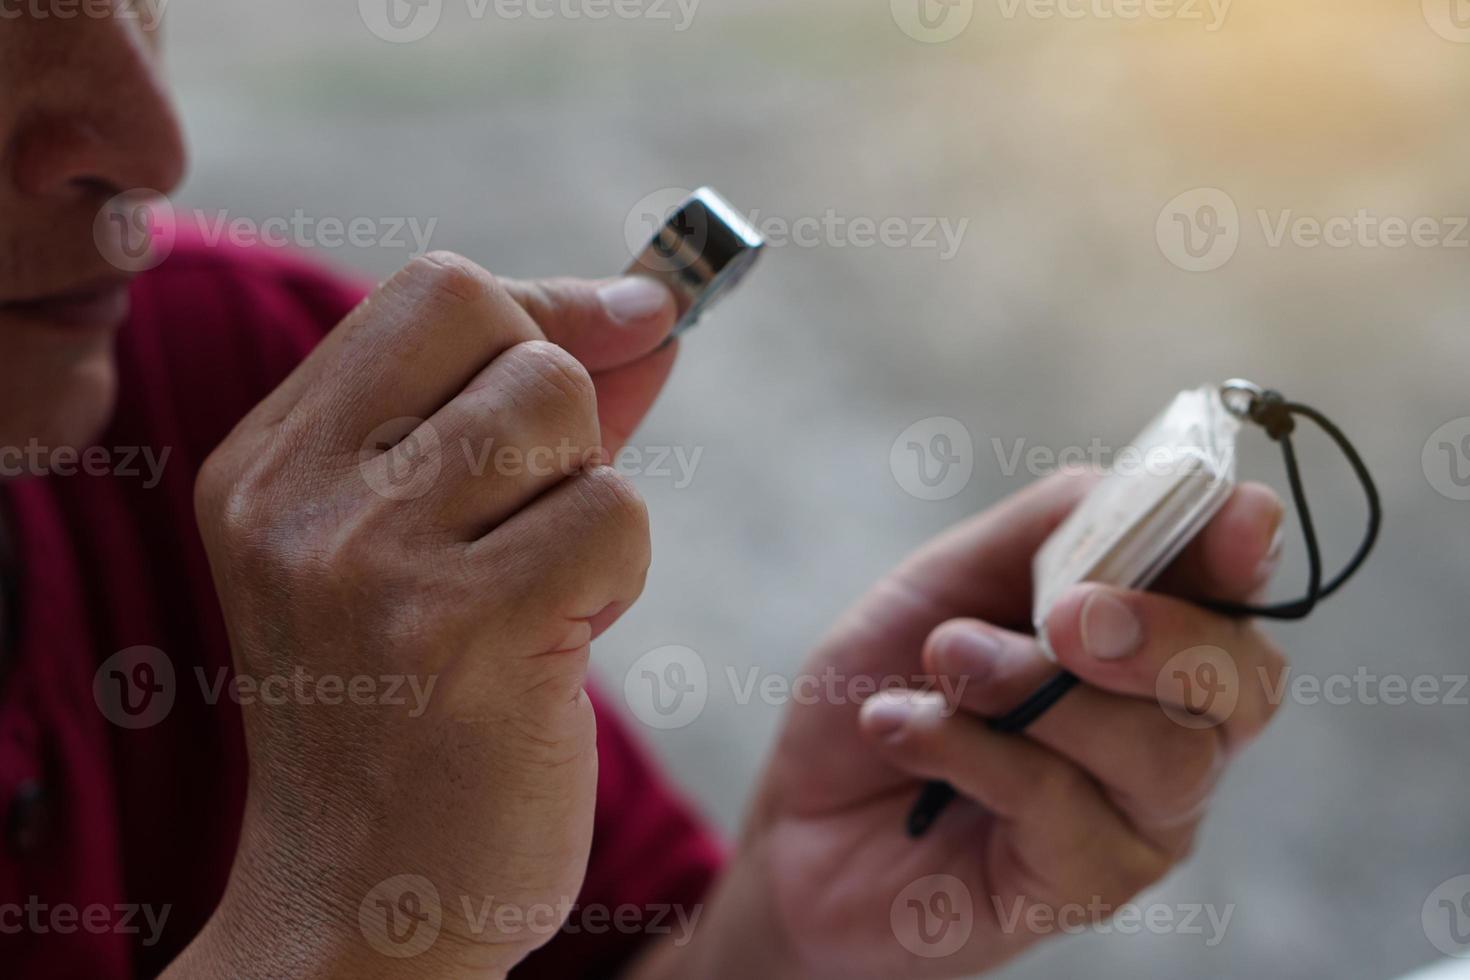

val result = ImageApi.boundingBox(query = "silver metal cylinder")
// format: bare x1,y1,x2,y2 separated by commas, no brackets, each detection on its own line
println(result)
624,187,764,336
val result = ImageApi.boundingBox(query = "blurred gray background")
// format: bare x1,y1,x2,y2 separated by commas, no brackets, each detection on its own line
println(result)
164,1,1470,977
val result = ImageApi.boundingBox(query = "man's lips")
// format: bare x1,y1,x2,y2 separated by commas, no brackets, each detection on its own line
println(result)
0,278,132,330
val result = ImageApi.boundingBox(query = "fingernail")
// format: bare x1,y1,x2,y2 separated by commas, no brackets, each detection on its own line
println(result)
1253,525,1286,588
935,626,1002,680
860,691,943,742
597,277,670,325
1080,590,1142,660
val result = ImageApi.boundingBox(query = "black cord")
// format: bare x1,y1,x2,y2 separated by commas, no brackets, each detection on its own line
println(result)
905,391,1381,839
905,672,1081,837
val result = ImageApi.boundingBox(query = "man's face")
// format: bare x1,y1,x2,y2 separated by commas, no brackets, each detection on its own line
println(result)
0,9,185,461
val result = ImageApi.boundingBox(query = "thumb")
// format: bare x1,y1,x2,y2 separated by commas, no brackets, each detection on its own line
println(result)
502,275,677,372
893,469,1100,629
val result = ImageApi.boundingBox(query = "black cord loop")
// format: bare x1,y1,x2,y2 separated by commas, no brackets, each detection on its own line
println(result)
1202,390,1382,622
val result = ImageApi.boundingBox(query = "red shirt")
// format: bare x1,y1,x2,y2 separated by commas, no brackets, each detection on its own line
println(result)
0,239,722,978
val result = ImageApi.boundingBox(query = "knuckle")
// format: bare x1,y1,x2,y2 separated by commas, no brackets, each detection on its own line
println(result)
505,340,597,415
196,447,281,561
193,447,233,525
575,467,650,542
198,447,392,592
401,251,498,307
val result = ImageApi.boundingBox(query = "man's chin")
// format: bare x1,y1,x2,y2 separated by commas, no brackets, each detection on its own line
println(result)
0,342,119,484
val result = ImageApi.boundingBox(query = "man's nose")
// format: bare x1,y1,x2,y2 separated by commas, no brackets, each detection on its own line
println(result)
8,22,187,202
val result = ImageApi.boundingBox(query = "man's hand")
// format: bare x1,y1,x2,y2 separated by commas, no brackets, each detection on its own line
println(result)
170,255,679,979
648,470,1287,980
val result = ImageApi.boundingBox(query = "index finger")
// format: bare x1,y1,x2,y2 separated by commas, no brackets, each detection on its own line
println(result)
899,475,1284,632
255,252,544,452
1043,584,1287,750
1153,481,1285,604
500,276,677,373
